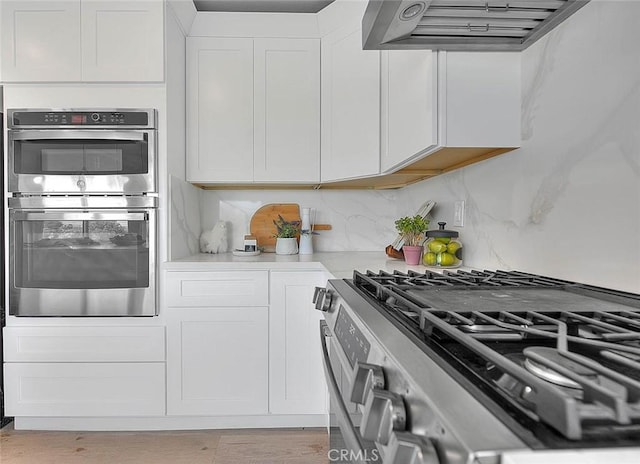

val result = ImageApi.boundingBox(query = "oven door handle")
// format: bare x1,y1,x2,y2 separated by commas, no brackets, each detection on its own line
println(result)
320,320,369,462
12,211,148,222
11,130,146,141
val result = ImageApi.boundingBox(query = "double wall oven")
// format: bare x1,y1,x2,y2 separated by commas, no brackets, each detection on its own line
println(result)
6,109,157,317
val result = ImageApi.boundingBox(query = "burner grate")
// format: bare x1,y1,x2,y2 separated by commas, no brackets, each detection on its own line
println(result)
351,269,640,440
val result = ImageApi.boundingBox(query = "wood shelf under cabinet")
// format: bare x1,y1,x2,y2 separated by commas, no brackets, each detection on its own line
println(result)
192,146,517,190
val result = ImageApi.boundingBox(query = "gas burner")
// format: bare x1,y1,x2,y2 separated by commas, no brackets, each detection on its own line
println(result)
523,347,596,389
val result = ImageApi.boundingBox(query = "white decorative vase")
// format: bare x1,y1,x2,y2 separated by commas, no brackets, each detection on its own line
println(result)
275,237,298,255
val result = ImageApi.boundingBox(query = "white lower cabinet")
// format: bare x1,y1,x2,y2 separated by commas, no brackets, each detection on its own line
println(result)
164,268,328,420
269,271,328,414
4,363,165,417
166,307,269,416
2,326,166,417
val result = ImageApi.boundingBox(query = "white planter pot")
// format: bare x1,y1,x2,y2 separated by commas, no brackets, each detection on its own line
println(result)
275,237,298,255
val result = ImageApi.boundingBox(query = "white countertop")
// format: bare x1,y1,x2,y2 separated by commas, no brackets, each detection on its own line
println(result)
164,251,472,279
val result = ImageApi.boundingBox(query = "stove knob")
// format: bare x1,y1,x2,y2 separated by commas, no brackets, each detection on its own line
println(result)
384,432,440,464
350,361,385,405
360,389,406,445
312,287,333,312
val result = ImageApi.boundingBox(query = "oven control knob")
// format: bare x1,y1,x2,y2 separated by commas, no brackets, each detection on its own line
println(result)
360,389,406,445
384,432,440,464
350,361,385,405
77,179,86,190
91,112,101,122
312,287,333,312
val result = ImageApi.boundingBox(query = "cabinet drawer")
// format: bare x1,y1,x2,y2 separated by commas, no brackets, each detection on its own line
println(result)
4,362,165,417
3,326,165,362
166,271,269,307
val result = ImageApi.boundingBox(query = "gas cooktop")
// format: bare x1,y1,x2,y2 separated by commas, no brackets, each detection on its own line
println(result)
350,269,640,445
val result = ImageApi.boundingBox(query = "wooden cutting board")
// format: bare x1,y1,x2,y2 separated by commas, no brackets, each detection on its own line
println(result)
249,203,331,252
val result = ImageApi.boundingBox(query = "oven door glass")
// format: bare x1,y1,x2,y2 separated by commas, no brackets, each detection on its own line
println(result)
8,130,155,194
9,209,156,316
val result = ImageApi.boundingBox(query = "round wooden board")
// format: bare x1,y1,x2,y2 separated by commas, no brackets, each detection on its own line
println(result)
249,204,301,252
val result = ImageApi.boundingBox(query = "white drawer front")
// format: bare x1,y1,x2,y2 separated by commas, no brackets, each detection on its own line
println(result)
4,363,165,417
166,271,269,307
3,326,165,362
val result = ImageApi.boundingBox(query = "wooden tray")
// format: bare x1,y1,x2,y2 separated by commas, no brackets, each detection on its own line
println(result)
249,203,331,252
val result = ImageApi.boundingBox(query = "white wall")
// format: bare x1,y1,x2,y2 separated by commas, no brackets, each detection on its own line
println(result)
399,0,640,293
165,2,189,261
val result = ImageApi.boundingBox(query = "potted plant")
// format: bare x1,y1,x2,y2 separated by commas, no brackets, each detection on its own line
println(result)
394,215,429,265
273,215,301,255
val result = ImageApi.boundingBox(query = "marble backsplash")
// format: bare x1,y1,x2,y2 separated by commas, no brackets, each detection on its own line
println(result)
198,188,404,253
169,0,640,293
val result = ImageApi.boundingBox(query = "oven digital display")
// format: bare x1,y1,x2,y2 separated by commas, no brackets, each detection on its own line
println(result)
334,305,370,369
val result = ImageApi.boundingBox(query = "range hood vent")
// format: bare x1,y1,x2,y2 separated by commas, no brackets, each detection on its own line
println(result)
362,0,590,51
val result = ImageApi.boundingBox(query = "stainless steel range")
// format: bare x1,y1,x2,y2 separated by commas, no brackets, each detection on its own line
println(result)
316,269,640,464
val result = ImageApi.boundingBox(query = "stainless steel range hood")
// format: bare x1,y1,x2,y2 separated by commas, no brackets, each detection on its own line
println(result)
362,0,590,51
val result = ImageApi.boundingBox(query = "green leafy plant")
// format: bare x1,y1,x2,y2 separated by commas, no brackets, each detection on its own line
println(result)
273,215,301,238
394,215,429,247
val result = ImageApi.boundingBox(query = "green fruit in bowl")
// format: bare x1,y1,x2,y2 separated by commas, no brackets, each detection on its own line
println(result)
435,237,451,244
428,241,447,253
447,242,461,254
423,252,437,266
437,252,457,266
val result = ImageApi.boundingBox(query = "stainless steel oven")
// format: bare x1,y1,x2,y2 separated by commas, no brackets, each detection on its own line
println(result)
7,109,156,195
315,271,640,464
8,196,156,317
320,319,380,464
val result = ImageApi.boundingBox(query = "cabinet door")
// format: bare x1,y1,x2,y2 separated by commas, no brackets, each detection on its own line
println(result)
167,307,269,416
4,362,165,417
270,271,328,414
81,0,164,82
253,38,320,183
186,37,254,182
321,25,380,182
165,270,269,307
0,0,81,82
381,50,438,173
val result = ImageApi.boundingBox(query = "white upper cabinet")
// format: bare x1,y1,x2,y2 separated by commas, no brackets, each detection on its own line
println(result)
187,37,320,184
253,38,320,183
0,0,164,82
1,1,82,81
186,37,254,182
81,0,164,82
321,24,380,182
380,50,438,173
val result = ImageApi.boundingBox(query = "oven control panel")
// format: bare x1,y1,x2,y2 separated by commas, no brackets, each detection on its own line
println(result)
8,109,156,128
334,305,371,369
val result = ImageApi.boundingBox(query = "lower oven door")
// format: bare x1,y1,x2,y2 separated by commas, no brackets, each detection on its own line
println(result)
9,207,156,316
320,321,380,464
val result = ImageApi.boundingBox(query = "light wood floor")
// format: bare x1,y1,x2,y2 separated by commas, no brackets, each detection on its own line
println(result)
0,423,329,464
